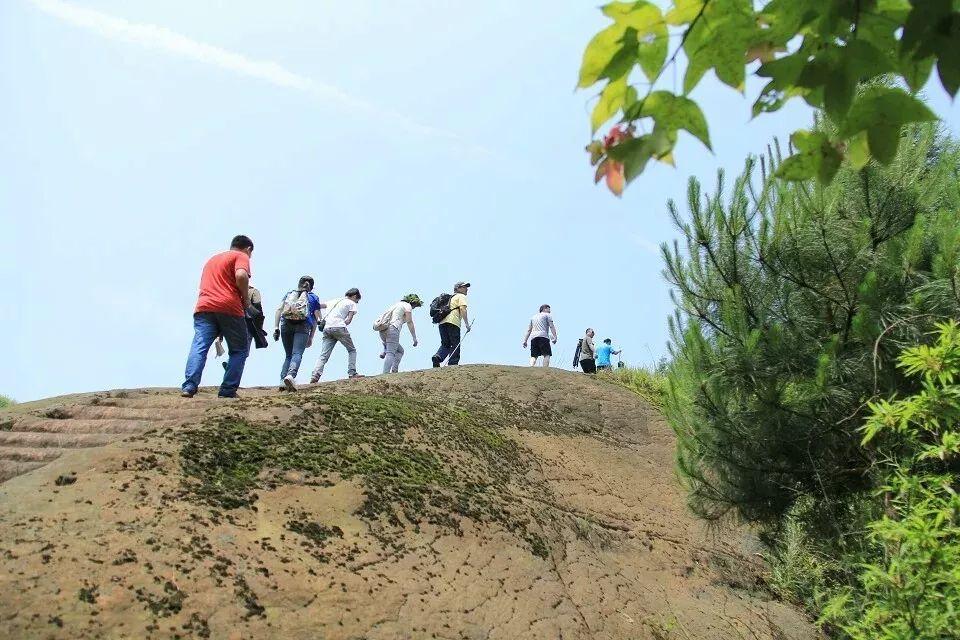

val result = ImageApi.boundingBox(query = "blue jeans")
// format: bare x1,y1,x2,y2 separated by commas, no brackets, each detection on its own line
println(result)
182,312,249,397
434,322,461,365
280,321,311,380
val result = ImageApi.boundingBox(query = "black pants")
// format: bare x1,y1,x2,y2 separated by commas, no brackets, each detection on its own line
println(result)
580,358,596,374
435,323,462,365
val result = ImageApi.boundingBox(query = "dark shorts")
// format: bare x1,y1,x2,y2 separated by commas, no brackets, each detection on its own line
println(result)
531,336,552,357
580,358,596,374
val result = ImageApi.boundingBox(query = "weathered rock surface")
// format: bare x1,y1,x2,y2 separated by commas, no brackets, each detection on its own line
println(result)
0,365,818,639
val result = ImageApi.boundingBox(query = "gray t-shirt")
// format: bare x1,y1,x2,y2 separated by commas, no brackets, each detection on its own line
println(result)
528,312,556,340
580,335,596,359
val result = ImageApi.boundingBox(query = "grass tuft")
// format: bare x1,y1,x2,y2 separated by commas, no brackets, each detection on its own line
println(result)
600,367,668,409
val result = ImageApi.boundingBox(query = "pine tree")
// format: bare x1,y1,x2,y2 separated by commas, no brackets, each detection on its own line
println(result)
664,123,960,529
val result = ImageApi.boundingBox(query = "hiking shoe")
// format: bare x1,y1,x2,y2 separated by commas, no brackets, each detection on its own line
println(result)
431,355,441,368
181,389,196,398
283,375,298,392
217,393,239,399
278,385,287,392
309,376,320,384
348,374,365,379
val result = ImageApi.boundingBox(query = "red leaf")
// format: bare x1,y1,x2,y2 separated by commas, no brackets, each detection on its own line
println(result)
605,161,625,197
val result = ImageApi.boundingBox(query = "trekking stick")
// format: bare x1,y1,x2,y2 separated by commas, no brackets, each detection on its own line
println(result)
442,318,475,365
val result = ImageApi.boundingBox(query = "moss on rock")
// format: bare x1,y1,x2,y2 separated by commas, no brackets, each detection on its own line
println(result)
179,390,551,557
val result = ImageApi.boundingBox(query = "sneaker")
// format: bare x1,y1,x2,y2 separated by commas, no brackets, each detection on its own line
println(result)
283,375,297,392
431,355,441,368
218,393,239,399
181,389,196,398
348,374,365,379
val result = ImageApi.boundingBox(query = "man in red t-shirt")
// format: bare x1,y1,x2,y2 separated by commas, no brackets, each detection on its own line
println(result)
181,235,254,398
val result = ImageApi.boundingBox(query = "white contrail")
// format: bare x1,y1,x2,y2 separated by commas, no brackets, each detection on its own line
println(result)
28,0,483,151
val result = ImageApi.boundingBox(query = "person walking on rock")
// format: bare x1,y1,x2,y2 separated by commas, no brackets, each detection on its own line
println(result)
274,276,324,392
596,338,621,372
181,235,254,398
522,304,558,367
310,288,362,382
577,328,597,374
375,294,422,374
431,281,471,367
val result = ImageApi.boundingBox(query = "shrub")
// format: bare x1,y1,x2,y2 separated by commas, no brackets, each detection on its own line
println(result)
821,322,960,639
602,366,668,409
0,395,13,409
664,123,960,527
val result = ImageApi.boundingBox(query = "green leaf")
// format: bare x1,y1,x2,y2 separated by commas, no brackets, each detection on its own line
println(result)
867,125,901,164
632,91,712,150
602,1,664,33
936,36,960,96
606,129,676,182
607,136,655,182
901,3,960,97
848,131,871,170
824,62,855,117
901,55,935,93
577,23,628,88
775,130,842,183
901,0,954,59
753,49,810,116
592,77,630,134
665,0,704,26
682,0,754,93
754,0,817,44
837,86,938,139
805,40,900,119
601,0,667,82
636,23,668,81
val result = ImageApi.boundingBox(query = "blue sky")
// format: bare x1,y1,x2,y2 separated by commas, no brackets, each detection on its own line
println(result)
1,1,957,402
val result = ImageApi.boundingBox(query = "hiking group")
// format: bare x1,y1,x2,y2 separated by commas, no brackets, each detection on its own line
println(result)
179,236,473,398
180,236,618,398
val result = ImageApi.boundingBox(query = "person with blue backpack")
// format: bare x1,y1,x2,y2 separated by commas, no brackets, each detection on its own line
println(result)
273,275,324,392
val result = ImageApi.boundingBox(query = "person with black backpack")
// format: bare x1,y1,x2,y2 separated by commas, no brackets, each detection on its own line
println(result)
273,276,324,391
431,281,471,367
574,328,597,374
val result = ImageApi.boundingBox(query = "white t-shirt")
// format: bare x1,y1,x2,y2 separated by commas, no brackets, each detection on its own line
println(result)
528,312,555,340
323,298,358,329
387,301,413,330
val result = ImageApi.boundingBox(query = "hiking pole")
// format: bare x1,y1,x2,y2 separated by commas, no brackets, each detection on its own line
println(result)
442,318,475,365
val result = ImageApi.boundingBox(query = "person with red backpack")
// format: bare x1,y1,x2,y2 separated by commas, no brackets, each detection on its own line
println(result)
431,281,471,367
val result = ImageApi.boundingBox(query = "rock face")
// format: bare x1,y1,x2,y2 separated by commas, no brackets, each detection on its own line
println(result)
0,366,819,639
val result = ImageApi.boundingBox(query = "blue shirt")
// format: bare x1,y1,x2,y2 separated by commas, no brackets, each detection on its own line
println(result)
281,290,322,327
597,344,615,366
